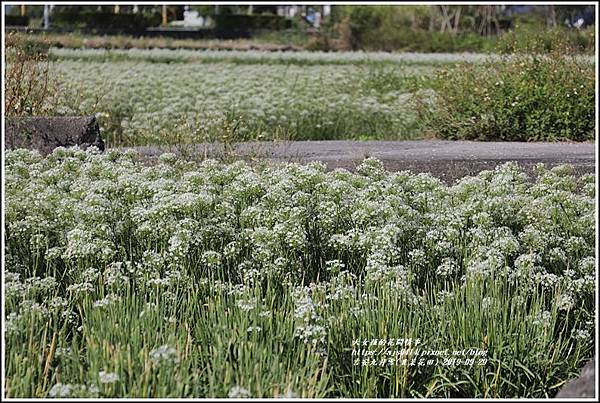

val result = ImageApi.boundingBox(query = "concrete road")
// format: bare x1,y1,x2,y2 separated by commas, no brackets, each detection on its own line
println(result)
555,357,596,398
126,140,596,183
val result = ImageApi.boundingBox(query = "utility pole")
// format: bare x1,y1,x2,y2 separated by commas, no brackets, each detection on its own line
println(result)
546,5,557,27
20,5,26,16
162,5,168,25
43,5,50,29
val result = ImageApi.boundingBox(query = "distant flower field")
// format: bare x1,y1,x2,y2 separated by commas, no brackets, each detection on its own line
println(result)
36,47,594,146
49,47,595,65
49,47,499,65
4,147,595,398
50,57,430,147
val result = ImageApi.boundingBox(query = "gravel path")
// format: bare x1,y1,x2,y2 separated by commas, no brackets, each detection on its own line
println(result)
125,140,596,183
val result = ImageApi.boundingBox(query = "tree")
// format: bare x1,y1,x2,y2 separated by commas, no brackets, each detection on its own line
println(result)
475,5,500,37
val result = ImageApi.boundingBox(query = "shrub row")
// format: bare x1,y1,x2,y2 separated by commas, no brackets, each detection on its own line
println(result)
418,50,595,142
328,6,594,53
213,14,292,32
51,12,162,34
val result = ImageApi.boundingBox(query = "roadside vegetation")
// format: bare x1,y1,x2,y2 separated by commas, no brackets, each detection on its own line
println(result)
10,31,309,52
417,39,595,141
4,32,60,117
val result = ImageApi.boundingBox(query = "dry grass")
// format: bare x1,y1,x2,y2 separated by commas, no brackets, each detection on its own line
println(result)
4,32,60,116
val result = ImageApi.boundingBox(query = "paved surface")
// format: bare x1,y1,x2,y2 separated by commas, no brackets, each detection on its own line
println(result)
125,140,596,183
555,357,596,399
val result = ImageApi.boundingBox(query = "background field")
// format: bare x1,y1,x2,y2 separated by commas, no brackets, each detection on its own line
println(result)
8,43,594,148
48,49,436,146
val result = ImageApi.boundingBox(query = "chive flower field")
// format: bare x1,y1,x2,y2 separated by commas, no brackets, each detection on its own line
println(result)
50,55,430,146
4,147,595,398
35,47,594,146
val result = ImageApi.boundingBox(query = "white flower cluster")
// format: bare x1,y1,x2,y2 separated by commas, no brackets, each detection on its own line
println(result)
293,287,327,346
93,294,122,309
149,344,180,366
48,383,100,398
228,385,251,398
98,371,120,384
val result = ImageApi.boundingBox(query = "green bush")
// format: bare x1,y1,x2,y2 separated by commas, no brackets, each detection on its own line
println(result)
213,14,292,32
331,6,498,53
342,6,385,49
496,25,595,54
418,49,595,141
